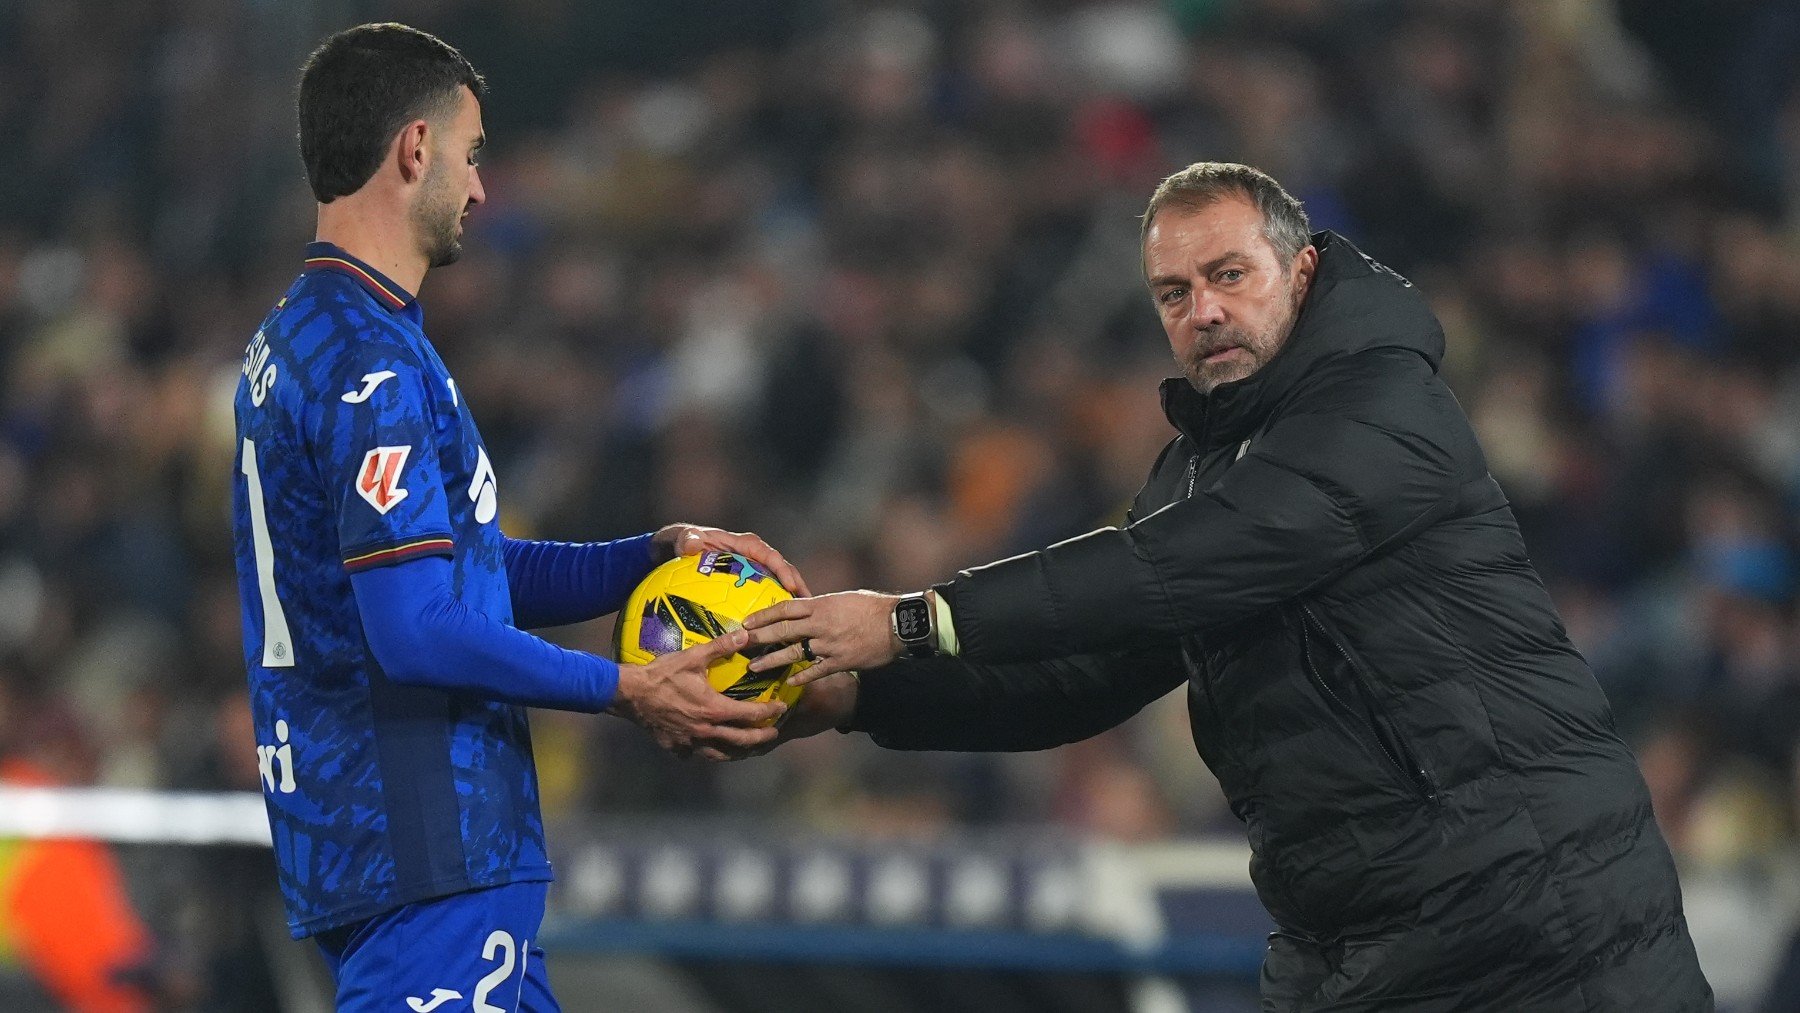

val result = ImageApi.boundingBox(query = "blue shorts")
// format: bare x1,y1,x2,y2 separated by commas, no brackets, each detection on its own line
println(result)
314,882,560,1013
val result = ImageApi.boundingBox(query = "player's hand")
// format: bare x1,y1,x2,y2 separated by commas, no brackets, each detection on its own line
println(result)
609,629,787,758
741,590,902,684
652,523,812,597
698,672,859,762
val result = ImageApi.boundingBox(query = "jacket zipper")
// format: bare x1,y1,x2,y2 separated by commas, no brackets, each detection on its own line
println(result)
1181,396,1234,721
1298,605,1437,802
1181,452,1219,719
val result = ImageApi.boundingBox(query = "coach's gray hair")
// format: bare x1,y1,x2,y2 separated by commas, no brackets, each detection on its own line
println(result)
1141,162,1312,264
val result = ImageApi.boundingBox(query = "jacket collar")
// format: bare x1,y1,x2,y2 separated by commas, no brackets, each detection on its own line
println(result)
1160,231,1445,451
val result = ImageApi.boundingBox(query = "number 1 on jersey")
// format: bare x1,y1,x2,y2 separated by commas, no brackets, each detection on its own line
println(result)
242,438,295,667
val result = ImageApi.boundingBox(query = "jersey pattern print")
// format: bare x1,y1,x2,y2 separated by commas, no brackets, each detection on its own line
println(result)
231,243,549,938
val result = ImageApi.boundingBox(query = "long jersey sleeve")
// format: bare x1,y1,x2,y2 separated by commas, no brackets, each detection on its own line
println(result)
353,555,620,712
502,533,656,629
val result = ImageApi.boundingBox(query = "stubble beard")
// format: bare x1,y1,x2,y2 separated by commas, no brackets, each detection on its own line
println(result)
1181,284,1303,394
1182,324,1263,393
412,160,464,269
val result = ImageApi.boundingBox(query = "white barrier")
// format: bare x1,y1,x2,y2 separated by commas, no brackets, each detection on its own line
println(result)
0,786,271,846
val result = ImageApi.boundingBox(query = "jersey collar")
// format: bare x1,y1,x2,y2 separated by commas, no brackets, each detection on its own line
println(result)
303,242,418,316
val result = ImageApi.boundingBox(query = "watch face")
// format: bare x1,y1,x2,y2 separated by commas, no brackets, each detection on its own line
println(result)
895,598,931,642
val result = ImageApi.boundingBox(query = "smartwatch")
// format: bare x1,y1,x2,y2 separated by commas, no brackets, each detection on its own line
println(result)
891,593,937,658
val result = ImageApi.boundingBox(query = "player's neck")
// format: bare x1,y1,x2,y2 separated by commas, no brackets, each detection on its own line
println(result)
314,204,427,298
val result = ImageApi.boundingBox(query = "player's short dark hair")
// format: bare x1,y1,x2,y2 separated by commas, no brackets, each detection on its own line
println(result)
1141,162,1312,264
297,23,486,204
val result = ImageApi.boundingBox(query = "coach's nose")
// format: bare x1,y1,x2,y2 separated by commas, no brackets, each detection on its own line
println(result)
1189,285,1227,330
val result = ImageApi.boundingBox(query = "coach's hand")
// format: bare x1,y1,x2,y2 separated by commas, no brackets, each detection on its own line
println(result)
609,630,787,758
742,590,902,684
699,672,860,762
652,523,812,597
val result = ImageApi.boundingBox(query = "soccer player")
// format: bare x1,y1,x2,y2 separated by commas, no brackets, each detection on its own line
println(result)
230,24,803,1011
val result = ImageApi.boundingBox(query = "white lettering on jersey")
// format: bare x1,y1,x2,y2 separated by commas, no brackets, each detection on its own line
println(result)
469,446,498,525
257,718,297,794
242,330,278,407
447,378,459,407
341,370,398,404
407,989,463,1012
356,446,412,515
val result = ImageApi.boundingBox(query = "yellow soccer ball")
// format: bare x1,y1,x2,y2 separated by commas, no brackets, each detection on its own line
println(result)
613,551,807,725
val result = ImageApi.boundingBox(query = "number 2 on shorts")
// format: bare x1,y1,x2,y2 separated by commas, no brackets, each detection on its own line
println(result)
472,930,517,1013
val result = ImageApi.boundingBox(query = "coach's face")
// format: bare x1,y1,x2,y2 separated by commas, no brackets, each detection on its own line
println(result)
1145,196,1316,394
412,85,486,268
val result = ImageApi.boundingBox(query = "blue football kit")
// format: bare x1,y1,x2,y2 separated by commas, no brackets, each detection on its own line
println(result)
232,243,654,1009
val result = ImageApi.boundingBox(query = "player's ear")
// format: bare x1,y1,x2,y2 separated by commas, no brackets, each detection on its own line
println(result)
394,119,431,186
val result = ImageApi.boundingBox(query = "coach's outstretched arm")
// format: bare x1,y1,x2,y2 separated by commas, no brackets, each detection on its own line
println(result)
851,647,1188,751
733,644,1188,759
946,367,1470,661
743,351,1479,673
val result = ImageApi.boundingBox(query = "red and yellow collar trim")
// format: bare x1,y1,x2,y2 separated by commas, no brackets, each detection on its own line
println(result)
302,242,413,311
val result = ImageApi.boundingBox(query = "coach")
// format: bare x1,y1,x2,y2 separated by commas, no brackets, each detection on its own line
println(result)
742,163,1713,1010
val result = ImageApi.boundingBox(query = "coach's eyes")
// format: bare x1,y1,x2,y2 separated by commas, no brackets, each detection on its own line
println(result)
1158,287,1186,306
1217,269,1245,284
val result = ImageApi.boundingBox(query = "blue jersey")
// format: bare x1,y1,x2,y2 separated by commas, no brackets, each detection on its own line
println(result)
232,243,549,938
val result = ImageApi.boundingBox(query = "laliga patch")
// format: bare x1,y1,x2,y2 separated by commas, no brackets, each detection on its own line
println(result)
355,445,411,514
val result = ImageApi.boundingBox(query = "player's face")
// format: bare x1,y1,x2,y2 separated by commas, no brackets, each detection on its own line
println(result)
413,86,486,269
1144,197,1315,394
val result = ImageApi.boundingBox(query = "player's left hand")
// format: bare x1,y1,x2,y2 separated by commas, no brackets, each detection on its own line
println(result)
742,590,902,684
652,523,812,597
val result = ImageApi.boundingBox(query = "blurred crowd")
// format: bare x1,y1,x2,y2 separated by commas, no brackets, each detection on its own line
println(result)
3,0,1800,1007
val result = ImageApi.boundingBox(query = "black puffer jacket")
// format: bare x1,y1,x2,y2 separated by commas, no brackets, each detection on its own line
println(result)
852,233,1712,1011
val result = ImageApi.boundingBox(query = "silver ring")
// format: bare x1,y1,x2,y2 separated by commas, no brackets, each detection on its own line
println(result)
800,639,817,663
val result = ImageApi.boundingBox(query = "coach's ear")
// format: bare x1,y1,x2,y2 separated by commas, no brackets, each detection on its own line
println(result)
394,119,431,186
1292,244,1319,302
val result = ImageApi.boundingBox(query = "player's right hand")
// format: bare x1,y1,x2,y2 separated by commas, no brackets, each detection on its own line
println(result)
698,671,859,763
608,629,787,758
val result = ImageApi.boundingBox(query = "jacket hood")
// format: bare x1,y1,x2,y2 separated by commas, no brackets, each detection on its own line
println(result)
1160,231,1446,450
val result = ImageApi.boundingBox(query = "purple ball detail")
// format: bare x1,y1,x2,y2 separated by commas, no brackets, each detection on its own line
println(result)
639,604,685,656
